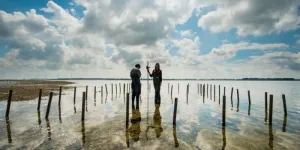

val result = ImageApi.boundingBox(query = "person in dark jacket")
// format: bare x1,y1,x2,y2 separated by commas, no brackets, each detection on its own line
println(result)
130,64,141,109
147,63,162,103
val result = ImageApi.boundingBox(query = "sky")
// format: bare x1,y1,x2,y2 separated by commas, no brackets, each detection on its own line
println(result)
0,0,300,79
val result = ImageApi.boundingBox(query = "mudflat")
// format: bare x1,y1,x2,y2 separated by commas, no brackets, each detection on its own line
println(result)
0,80,73,101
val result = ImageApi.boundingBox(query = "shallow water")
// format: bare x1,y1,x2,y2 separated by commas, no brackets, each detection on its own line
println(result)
0,80,300,150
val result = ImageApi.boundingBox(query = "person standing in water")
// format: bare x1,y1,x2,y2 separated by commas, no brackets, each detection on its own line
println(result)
130,64,141,109
147,63,162,103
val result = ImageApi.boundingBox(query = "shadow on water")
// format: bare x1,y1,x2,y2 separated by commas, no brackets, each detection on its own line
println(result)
248,104,251,116
6,119,12,143
46,119,51,140
222,126,226,150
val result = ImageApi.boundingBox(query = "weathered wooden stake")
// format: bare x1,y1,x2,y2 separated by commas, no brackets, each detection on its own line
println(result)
200,84,202,96
219,85,221,104
94,86,96,99
214,85,216,101
173,98,178,125
269,95,273,125
85,86,88,100
222,96,226,126
101,86,103,98
5,90,13,118
207,84,208,98
230,88,233,100
237,89,240,112
37,89,42,111
45,92,53,119
105,84,108,95
111,84,113,95
58,86,62,107
82,92,86,121
203,84,205,99
168,83,170,94
210,84,212,100
265,92,268,122
123,84,125,94
115,84,117,95
282,94,287,116
126,93,129,128
74,87,76,105
171,85,173,98
248,90,251,105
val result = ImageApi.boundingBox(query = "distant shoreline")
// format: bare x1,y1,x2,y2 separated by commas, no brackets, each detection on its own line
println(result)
1,78,299,81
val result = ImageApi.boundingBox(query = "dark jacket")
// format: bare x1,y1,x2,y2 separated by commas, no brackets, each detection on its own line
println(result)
150,70,162,86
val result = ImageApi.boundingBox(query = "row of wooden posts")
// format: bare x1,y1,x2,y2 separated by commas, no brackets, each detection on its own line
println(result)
5,83,287,128
167,83,288,126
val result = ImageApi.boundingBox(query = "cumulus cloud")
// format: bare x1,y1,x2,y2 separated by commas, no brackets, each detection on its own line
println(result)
209,42,289,60
198,0,300,36
76,0,211,45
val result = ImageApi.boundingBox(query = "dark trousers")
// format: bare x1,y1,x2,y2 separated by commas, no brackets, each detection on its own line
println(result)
154,84,161,104
132,83,141,109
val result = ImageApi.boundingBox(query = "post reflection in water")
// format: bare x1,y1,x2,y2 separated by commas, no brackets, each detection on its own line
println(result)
282,116,287,132
74,105,77,114
59,106,62,124
129,108,141,142
248,104,251,116
237,101,240,112
46,119,51,140
82,121,86,146
6,119,12,143
37,111,42,128
222,127,226,150
94,98,96,106
173,125,179,148
269,125,274,149
105,94,107,104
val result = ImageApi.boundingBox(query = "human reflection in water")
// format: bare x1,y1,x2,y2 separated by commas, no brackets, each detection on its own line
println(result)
129,108,142,142
82,121,86,146
153,104,163,138
6,119,12,143
46,119,51,140
222,126,226,150
173,125,179,148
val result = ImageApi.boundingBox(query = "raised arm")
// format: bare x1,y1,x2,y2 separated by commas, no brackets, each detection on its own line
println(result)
147,68,153,77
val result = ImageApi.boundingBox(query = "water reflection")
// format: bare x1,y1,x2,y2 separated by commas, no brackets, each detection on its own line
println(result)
269,125,273,149
282,116,287,132
222,127,226,150
173,125,179,148
6,119,12,143
37,111,42,128
153,104,163,138
46,119,51,140
94,98,96,106
82,121,86,146
59,107,62,124
74,105,77,114
129,108,141,142
248,104,251,116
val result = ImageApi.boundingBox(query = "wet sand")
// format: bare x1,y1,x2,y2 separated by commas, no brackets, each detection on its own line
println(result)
0,80,73,101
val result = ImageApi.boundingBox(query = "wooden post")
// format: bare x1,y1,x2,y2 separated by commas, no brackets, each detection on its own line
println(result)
222,96,226,126
207,84,208,98
168,83,170,94
200,84,202,96
173,98,178,125
248,91,251,105
85,86,88,100
230,88,233,100
214,85,216,101
115,84,117,95
237,89,240,112
5,90,13,118
111,84,113,95
171,85,173,98
210,84,212,100
282,94,287,116
82,92,86,121
186,84,188,96
45,92,53,119
101,86,103,98
105,84,108,95
269,95,273,125
74,87,76,105
126,93,129,128
123,83,125,94
58,86,62,107
265,92,268,122
219,85,221,104
203,84,205,98
119,83,121,94
223,87,225,96
94,86,96,99
37,89,42,111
